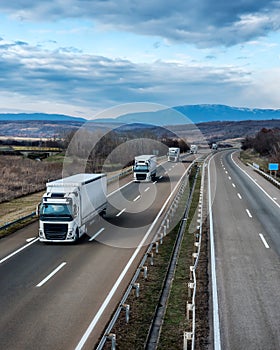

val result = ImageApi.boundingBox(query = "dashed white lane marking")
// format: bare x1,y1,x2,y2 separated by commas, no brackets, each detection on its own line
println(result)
159,175,163,179
259,233,270,248
228,176,231,180
153,181,157,184
133,195,141,202
144,187,150,192
237,193,242,199
225,171,228,174
232,183,236,188
89,227,105,241
246,209,252,218
36,262,67,287
0,238,39,264
116,208,126,217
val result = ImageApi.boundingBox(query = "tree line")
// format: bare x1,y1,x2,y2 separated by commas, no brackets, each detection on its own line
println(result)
241,127,280,163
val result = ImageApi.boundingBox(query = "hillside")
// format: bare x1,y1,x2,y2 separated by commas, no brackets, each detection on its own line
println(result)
0,105,280,141
1,104,280,126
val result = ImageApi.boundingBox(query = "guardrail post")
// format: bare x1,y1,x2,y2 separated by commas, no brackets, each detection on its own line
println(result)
189,266,194,280
132,282,140,297
106,333,116,350
166,218,170,229
148,252,154,266
188,282,194,298
192,252,198,265
141,265,148,280
121,303,130,323
183,331,192,350
186,302,194,321
153,241,159,254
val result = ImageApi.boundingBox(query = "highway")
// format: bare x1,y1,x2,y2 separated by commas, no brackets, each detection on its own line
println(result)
209,150,280,350
0,157,193,350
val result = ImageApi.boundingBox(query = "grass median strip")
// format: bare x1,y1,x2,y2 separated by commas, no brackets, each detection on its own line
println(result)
102,167,209,349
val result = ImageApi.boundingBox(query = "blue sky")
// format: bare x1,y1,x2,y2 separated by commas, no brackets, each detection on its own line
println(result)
0,0,280,119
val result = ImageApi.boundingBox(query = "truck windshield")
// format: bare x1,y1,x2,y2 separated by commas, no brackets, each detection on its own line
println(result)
40,203,73,221
134,164,148,172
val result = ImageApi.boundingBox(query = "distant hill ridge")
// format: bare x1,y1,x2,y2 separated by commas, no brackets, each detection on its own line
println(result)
0,113,86,123
0,104,280,125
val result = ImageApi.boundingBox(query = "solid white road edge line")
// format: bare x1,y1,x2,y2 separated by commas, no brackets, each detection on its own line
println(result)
208,153,222,350
75,161,195,350
26,237,37,242
89,228,105,242
0,238,39,264
259,233,270,248
231,152,280,209
36,262,67,287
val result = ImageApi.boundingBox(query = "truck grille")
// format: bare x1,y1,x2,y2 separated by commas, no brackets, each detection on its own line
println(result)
136,173,147,180
44,223,68,240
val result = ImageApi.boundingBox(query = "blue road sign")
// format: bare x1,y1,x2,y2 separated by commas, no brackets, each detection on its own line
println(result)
268,163,279,171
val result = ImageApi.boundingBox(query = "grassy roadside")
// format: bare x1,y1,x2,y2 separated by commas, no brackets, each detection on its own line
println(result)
239,149,268,170
158,168,203,349
102,166,205,349
0,191,43,238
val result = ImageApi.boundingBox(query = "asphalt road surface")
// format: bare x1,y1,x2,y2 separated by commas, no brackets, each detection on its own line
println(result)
0,156,194,350
209,150,280,350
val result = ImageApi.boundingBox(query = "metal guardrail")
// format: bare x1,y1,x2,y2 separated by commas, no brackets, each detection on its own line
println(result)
184,154,209,350
247,163,280,188
0,212,36,232
96,162,195,349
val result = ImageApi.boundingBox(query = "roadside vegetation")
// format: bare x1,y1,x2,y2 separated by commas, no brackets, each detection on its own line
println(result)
0,127,189,205
240,127,280,178
102,167,209,349
0,155,63,204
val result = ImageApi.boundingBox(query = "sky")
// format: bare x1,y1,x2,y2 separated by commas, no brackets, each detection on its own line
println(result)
0,0,280,119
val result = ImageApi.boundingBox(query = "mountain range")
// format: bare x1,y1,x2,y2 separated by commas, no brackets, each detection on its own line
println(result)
1,104,280,125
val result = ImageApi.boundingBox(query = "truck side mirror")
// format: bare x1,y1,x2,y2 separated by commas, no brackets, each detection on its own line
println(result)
36,203,41,216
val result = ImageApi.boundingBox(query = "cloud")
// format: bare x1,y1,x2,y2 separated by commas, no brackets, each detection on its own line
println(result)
0,39,257,115
1,1,280,47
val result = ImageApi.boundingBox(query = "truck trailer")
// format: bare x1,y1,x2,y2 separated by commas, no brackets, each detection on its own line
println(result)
168,147,180,162
133,155,157,182
38,173,107,242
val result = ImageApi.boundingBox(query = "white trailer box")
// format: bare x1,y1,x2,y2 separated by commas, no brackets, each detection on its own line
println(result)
168,147,180,162
38,173,107,242
133,155,157,182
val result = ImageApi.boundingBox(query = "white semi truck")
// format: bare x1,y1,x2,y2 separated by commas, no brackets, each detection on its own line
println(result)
133,155,157,182
190,144,198,154
168,147,180,162
38,173,107,242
